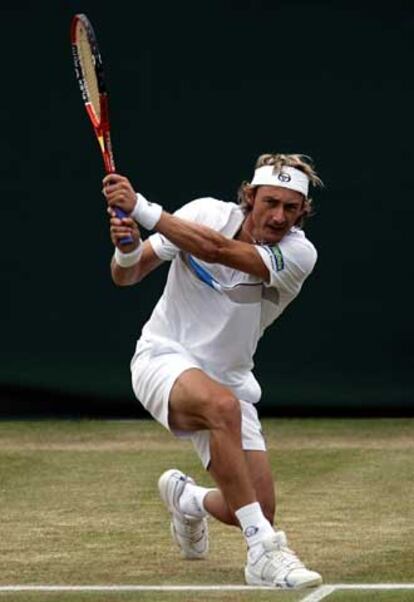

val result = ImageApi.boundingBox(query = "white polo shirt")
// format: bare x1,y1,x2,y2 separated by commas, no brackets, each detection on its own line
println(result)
137,197,317,403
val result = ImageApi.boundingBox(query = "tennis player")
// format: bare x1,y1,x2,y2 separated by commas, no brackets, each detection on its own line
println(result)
103,153,323,589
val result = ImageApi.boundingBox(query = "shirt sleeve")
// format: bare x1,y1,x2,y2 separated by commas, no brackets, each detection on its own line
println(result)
148,199,204,261
255,236,318,298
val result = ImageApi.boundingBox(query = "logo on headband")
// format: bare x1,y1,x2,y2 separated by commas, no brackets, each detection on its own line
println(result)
278,172,291,183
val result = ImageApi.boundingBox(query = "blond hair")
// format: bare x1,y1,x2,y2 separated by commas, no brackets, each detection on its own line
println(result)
238,153,323,227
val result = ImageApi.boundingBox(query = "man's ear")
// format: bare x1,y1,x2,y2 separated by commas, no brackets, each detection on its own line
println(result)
301,198,311,216
246,186,256,209
294,198,310,226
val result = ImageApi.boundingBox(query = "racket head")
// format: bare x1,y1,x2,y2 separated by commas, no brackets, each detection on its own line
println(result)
71,13,115,173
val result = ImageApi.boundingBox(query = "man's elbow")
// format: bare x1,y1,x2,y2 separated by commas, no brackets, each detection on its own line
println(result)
112,274,126,287
199,241,227,264
112,278,127,287
111,270,139,287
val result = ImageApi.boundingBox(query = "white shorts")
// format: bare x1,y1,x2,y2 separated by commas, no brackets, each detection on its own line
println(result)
130,337,266,468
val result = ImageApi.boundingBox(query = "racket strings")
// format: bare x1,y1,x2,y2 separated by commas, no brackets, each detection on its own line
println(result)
76,22,101,121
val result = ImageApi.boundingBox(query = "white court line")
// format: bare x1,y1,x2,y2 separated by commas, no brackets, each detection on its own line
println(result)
1,583,414,594
0,585,276,592
332,584,414,589
301,583,414,602
300,585,336,602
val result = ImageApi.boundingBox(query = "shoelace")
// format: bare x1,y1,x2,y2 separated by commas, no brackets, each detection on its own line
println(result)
264,541,305,573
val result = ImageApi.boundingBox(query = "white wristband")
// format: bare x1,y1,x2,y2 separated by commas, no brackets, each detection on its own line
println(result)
131,193,163,230
114,241,143,268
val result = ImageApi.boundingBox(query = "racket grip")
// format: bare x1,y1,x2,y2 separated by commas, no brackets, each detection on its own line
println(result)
114,206,134,246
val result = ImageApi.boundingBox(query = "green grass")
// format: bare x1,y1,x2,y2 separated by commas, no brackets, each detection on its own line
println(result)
0,418,413,601
1,591,413,602
331,593,414,602
0,594,302,602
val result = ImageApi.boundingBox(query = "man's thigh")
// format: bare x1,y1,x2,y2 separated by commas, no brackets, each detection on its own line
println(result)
131,342,201,432
169,367,234,431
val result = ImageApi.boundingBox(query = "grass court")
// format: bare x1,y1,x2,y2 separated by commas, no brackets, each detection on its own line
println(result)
1,418,413,601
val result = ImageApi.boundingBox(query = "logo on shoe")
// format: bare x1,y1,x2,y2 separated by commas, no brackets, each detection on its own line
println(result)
244,526,259,537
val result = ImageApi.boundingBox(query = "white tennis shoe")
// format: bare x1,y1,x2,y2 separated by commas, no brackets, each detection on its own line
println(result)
245,530,322,589
158,468,208,560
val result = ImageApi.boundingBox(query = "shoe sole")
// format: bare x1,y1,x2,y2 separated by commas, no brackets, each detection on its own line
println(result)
170,519,208,560
245,569,322,589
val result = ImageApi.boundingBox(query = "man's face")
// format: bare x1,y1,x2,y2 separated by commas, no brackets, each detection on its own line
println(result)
245,185,305,244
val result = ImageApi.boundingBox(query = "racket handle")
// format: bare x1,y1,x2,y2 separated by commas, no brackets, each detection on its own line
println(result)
114,205,133,246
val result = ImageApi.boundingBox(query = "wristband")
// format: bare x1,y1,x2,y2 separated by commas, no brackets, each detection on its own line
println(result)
114,241,143,267
131,192,163,230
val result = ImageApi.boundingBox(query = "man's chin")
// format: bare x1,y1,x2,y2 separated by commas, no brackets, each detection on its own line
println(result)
262,229,286,244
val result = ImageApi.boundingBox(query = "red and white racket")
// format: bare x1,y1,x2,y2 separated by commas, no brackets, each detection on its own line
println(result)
71,13,132,244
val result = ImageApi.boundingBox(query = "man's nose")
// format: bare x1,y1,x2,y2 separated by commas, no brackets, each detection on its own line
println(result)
271,205,286,224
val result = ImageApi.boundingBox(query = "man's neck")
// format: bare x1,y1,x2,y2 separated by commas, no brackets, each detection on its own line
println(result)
236,216,256,244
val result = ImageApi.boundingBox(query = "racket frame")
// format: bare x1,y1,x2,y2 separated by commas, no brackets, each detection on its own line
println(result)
71,13,132,244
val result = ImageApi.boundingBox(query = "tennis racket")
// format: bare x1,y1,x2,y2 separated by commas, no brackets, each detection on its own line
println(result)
71,13,132,244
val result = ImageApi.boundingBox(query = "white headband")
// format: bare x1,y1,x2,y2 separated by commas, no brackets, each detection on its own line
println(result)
250,165,309,197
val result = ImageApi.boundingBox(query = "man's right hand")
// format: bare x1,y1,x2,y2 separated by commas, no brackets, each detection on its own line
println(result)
102,174,137,214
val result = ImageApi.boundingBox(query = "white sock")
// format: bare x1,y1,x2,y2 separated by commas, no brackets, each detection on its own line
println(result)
178,483,214,518
235,502,275,553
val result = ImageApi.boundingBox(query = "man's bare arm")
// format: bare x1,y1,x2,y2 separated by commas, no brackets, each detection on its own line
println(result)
156,212,269,280
111,238,163,286
103,173,269,281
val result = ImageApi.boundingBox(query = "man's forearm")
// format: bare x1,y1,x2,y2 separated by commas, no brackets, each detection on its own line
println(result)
153,210,268,280
111,258,142,286
110,239,164,286
156,212,230,263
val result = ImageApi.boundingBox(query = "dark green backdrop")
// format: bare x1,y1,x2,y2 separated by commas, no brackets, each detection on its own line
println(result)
2,1,413,414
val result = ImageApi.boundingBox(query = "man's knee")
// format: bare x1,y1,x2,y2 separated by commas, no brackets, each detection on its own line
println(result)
207,391,241,431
